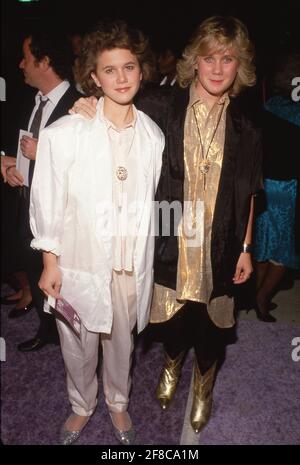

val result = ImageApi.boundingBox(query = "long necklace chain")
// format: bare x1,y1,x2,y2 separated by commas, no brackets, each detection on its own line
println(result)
192,102,224,191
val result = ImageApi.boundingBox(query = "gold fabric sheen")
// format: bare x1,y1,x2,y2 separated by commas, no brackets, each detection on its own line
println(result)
150,84,235,328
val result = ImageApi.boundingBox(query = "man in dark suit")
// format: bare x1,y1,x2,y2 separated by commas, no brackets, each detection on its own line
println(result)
5,31,81,351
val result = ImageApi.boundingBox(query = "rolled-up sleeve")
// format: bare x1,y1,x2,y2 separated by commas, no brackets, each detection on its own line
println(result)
30,125,74,256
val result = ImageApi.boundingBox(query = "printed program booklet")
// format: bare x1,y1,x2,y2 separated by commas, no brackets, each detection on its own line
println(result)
47,295,81,337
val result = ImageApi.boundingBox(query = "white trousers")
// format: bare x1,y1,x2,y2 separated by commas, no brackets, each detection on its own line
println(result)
56,270,137,416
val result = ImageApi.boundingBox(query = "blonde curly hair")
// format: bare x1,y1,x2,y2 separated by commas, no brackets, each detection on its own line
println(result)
75,20,155,97
177,16,256,96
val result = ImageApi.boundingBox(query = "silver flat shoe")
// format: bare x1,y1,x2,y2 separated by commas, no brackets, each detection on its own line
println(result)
109,413,135,445
59,413,91,445
113,426,135,445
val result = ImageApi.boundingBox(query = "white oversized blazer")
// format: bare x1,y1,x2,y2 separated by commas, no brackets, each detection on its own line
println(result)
30,98,164,334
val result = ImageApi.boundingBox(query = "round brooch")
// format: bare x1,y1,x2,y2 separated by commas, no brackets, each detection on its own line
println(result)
199,161,211,175
116,166,128,181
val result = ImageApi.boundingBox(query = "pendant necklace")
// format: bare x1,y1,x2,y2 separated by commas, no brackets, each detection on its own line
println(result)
115,130,135,208
192,102,224,191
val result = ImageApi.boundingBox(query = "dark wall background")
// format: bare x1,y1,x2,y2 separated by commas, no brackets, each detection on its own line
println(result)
1,0,300,149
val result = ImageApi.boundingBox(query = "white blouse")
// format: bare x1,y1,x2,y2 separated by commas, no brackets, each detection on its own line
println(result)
99,101,138,272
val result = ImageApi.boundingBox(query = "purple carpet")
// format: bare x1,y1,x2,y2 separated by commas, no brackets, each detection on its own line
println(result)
1,286,299,445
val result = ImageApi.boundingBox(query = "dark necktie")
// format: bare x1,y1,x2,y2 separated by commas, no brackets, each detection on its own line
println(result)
28,96,48,187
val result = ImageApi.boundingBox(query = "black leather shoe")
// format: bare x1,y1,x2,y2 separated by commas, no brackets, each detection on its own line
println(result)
8,302,34,319
17,337,47,352
255,306,277,323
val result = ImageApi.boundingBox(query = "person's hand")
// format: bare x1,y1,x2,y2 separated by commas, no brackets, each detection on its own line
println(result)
6,166,24,187
39,265,62,299
69,96,98,119
20,136,38,160
233,252,253,284
1,155,16,182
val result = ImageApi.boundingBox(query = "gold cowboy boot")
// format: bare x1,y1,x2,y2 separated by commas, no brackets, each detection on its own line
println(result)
156,351,185,410
190,360,217,433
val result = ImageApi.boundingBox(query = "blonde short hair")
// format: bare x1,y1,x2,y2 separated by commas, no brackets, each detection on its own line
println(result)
177,16,256,96
75,20,155,97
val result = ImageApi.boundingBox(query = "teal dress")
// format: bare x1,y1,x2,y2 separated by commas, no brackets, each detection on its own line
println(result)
254,96,300,269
